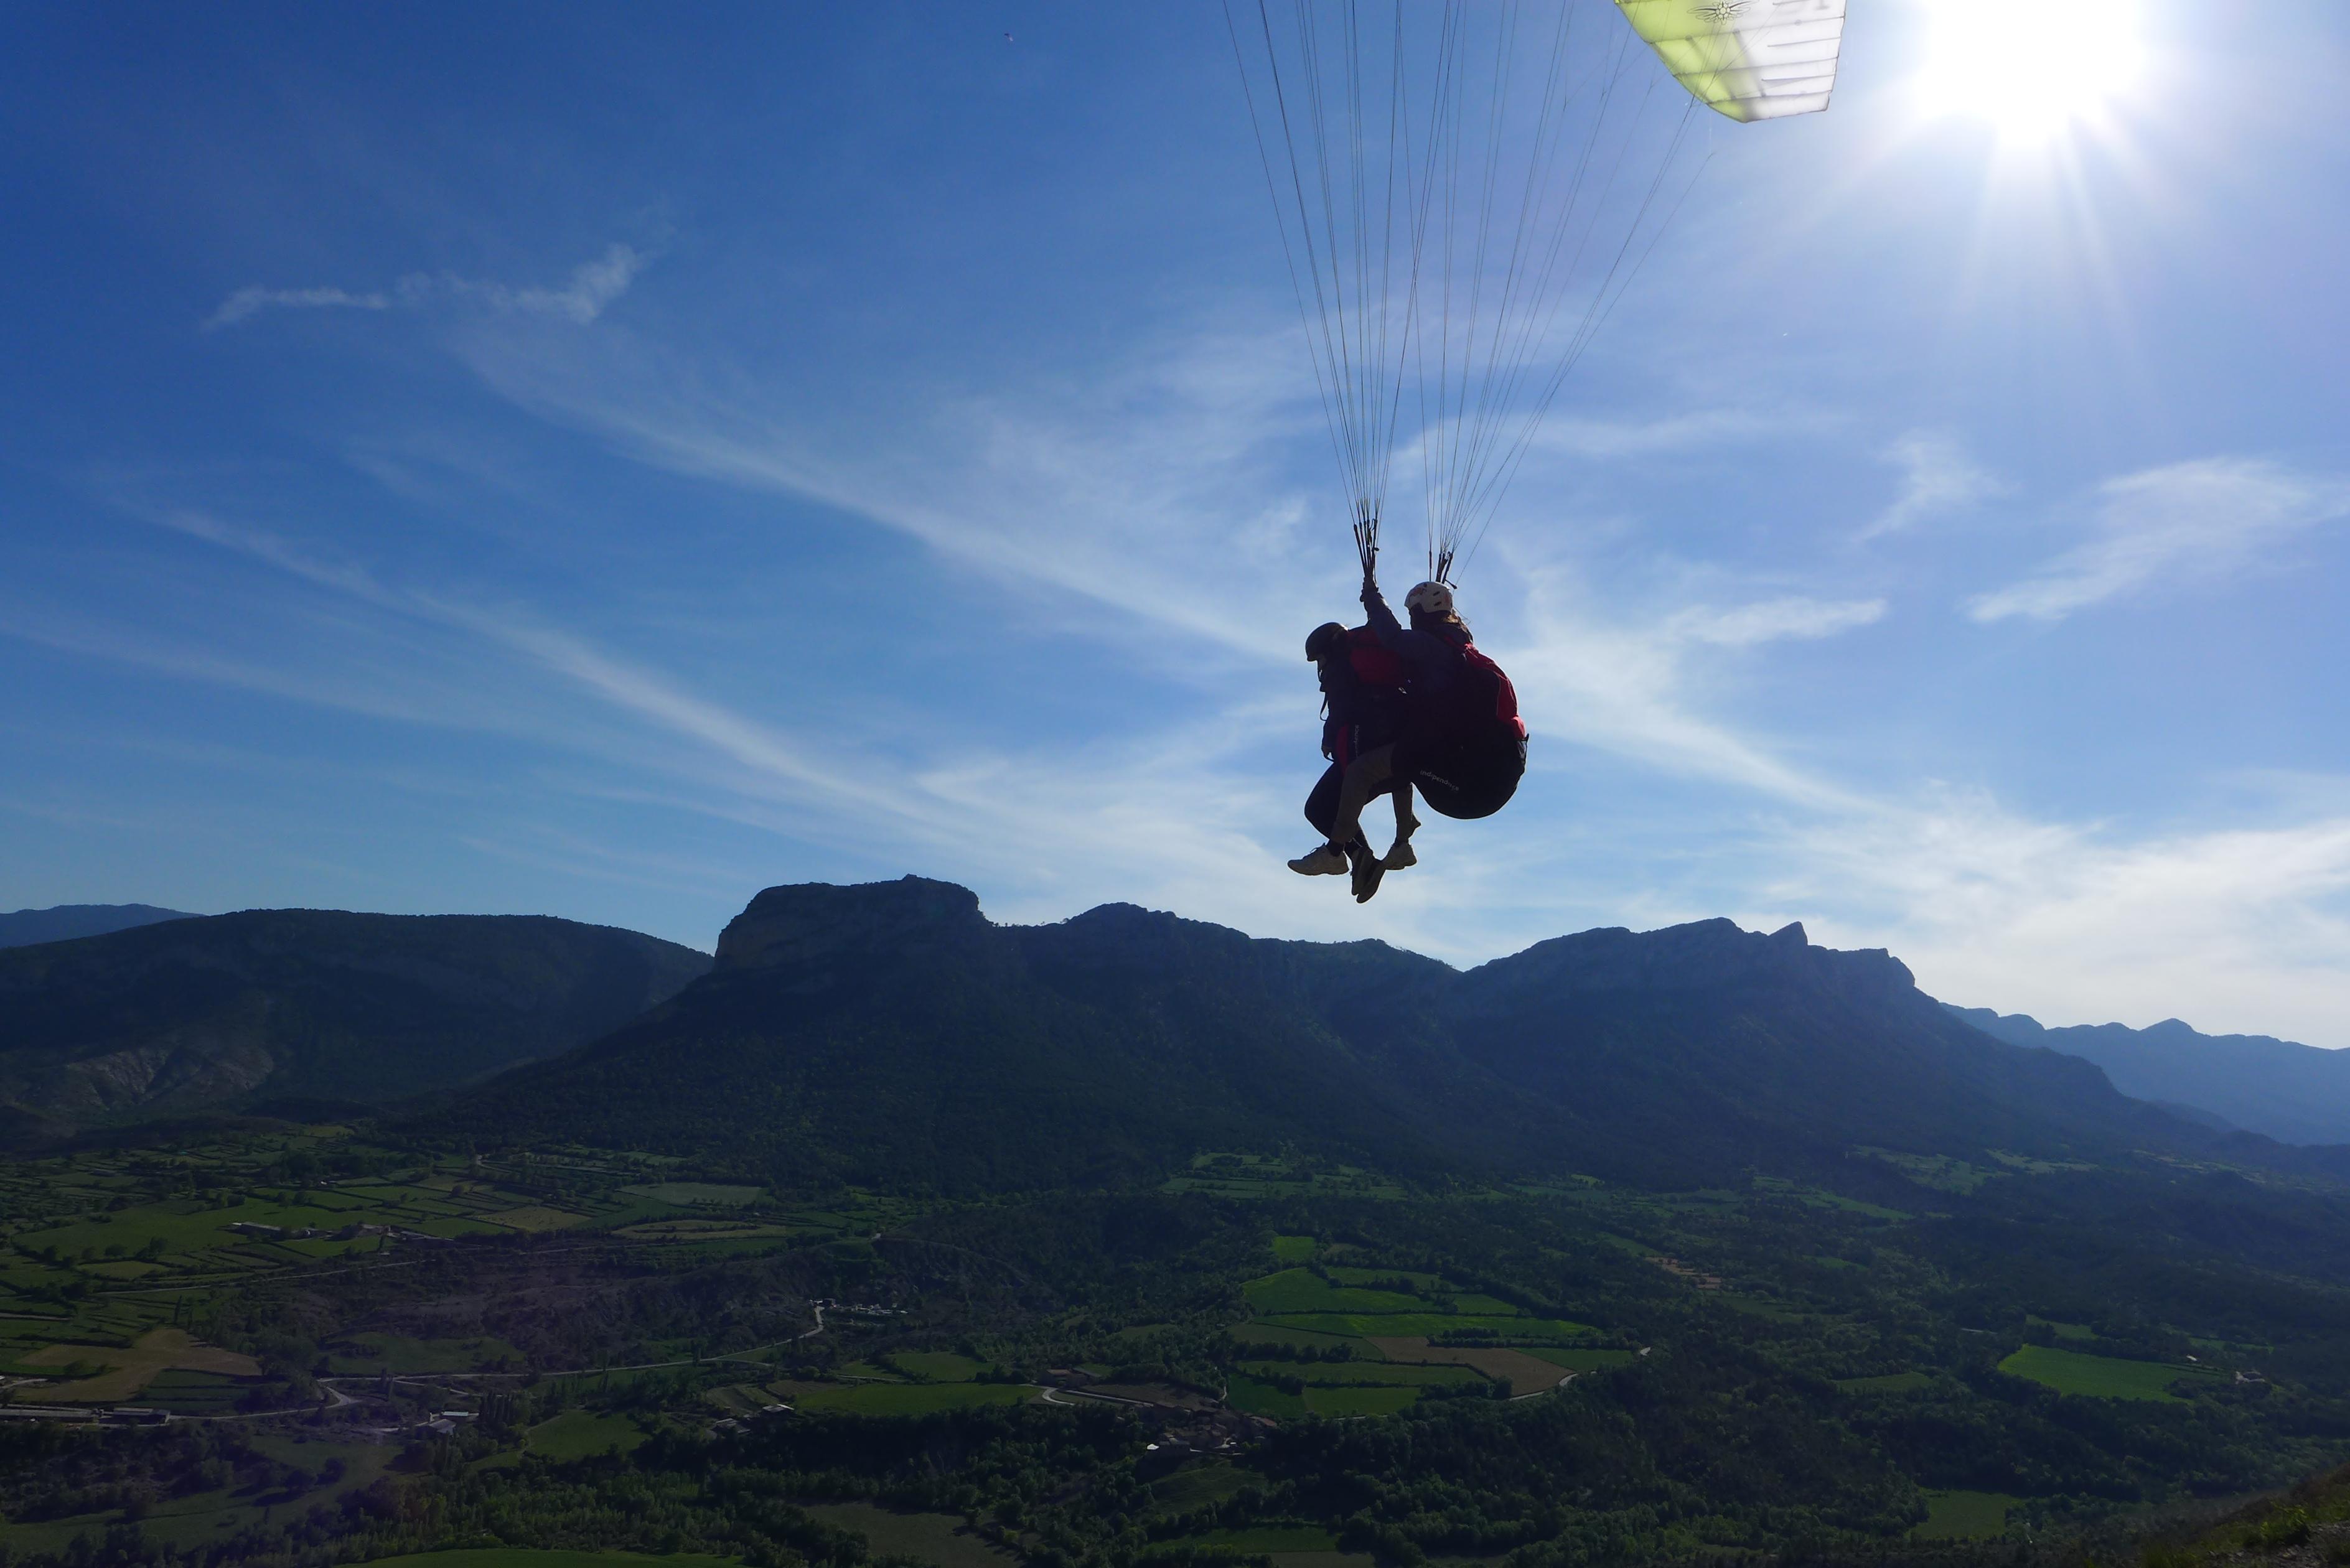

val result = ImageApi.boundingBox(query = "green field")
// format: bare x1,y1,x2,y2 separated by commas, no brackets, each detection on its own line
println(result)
890,1350,986,1382
527,1409,647,1459
1226,1371,1308,1419
1521,1346,1638,1373
1913,1491,2022,1539
618,1182,764,1205
1271,1234,1316,1262
1998,1345,2218,1402
803,1503,1014,1568
1262,1312,1591,1338
1239,1360,1479,1388
1320,1265,1438,1287
1243,1268,1437,1315
1305,1384,1421,1416
793,1381,1036,1415
1229,1322,1372,1353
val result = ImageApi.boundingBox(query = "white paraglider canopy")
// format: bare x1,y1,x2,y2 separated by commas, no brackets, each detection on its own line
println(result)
1615,0,1846,123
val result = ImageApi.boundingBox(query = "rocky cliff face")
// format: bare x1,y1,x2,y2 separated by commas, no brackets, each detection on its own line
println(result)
714,876,989,974
1460,917,1916,1007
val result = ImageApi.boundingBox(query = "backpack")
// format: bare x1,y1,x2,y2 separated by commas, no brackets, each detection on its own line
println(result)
1453,642,1528,742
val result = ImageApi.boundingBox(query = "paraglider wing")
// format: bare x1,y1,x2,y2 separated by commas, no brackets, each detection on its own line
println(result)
1615,0,1845,121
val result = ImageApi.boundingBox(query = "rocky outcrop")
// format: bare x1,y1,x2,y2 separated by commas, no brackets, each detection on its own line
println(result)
714,876,988,974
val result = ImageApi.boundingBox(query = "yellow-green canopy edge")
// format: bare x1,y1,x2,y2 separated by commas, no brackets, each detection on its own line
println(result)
1614,0,1846,123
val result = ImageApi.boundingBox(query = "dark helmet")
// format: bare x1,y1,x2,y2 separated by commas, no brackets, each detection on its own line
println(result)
1304,622,1348,663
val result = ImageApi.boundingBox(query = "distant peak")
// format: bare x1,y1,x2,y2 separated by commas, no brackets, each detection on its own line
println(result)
714,877,987,973
1471,913,1910,1002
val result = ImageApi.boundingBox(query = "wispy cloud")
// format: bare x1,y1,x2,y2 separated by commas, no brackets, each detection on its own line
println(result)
205,286,393,330
1857,431,1999,541
1666,595,1886,648
1530,405,1835,459
115,299,2350,1043
1968,457,2350,623
204,243,647,331
1787,791,2350,1048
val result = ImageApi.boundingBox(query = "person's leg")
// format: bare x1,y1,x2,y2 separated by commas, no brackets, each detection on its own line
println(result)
1289,762,1349,874
1304,760,1342,839
1385,778,1421,870
1327,743,1397,851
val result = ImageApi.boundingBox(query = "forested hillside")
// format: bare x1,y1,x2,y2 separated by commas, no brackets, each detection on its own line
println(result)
0,905,194,949
9,880,2350,1568
0,909,711,1144
434,877,2317,1195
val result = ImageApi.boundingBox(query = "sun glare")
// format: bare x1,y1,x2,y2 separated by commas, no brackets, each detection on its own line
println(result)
1915,0,2145,146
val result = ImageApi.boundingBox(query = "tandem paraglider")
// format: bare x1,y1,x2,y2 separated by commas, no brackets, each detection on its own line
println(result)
1293,570,1527,902
1227,0,1845,898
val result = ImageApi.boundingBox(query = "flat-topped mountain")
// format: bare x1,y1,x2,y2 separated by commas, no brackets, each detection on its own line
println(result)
0,903,195,949
433,877,2240,1192
1952,1004,2350,1146
0,909,710,1145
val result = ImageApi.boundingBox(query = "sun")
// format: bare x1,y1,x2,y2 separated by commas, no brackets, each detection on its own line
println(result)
1913,0,2146,146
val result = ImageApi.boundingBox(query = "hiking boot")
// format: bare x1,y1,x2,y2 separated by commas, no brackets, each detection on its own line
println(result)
1288,843,1349,876
1348,839,1387,903
1383,838,1418,870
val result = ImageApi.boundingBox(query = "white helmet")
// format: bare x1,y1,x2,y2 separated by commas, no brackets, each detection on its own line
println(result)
1405,581,1455,618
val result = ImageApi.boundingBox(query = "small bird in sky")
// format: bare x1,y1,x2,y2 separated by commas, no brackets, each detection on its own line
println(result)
1003,31,1014,44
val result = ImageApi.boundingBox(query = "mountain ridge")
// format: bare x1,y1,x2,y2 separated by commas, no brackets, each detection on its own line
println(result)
0,903,197,949
430,875,2296,1195
1949,1004,2350,1146
0,908,712,1145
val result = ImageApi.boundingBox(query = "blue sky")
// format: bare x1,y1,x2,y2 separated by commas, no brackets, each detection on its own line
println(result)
5,4,2348,1043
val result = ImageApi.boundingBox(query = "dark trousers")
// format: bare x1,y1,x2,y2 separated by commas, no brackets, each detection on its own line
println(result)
1304,758,1408,846
1308,652,1407,846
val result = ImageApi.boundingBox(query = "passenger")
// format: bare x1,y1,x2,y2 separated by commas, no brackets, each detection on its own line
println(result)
1291,574,1528,903
1290,621,1420,886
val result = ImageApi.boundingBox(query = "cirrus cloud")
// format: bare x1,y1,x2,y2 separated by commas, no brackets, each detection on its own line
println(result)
1968,458,2350,623
204,243,647,332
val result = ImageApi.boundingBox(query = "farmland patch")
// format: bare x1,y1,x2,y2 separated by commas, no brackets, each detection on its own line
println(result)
527,1409,647,1460
1913,1491,2023,1539
20,1327,259,1402
1367,1338,1571,1396
1999,1345,2221,1402
802,1503,1017,1568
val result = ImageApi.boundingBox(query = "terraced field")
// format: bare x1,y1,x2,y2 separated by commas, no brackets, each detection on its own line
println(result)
1229,1244,1622,1410
16,1326,259,1402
